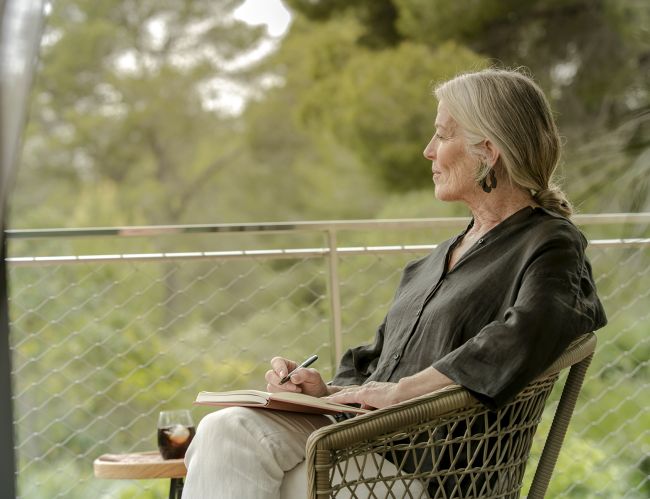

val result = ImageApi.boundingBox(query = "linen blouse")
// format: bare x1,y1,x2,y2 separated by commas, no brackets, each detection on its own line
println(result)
331,206,607,410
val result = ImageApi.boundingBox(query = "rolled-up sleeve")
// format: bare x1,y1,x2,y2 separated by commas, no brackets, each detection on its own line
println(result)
432,228,607,410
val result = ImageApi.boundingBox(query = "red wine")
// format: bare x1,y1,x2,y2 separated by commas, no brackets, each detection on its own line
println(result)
157,424,196,459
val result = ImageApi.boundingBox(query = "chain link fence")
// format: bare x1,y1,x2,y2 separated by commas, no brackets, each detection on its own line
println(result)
6,216,650,498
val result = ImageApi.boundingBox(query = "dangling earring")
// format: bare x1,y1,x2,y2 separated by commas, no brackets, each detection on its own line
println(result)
480,169,498,193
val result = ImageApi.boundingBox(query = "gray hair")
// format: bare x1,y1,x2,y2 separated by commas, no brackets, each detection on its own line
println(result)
435,68,572,217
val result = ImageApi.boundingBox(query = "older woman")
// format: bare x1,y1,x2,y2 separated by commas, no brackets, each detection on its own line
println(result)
182,68,607,498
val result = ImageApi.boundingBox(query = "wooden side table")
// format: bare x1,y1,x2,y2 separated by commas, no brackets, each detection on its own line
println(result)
94,451,186,499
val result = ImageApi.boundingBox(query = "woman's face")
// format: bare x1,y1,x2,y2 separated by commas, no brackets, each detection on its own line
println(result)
423,101,478,202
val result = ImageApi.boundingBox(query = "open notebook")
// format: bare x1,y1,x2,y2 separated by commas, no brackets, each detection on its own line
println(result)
194,390,370,416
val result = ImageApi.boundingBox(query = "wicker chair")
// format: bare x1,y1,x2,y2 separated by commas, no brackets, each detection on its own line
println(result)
305,333,596,498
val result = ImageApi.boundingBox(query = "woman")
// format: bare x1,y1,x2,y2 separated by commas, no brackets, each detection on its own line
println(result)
182,68,607,498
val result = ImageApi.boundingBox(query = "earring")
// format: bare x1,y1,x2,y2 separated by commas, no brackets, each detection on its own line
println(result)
480,169,497,193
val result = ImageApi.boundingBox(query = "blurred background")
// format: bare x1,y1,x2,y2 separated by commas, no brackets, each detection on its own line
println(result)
6,0,649,497
9,0,649,227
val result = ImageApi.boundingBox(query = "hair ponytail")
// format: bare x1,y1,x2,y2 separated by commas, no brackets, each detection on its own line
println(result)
532,185,573,218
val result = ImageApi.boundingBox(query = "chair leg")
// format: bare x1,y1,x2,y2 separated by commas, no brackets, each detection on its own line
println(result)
528,354,593,499
169,477,184,499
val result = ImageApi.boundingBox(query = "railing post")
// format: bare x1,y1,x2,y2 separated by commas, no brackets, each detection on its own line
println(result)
0,237,16,499
326,229,343,371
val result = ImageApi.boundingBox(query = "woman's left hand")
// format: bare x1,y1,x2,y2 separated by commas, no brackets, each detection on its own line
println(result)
325,381,401,410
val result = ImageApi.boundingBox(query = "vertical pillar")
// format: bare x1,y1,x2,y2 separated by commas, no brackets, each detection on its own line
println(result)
0,2,48,496
325,229,342,372
0,231,15,499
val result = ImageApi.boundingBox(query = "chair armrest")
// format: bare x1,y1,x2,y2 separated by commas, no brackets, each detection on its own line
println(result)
541,333,596,376
306,384,473,452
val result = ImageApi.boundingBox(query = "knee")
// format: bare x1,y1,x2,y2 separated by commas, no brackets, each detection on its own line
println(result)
185,407,251,468
195,407,251,441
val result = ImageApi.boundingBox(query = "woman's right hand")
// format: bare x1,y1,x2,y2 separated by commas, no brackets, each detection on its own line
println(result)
265,357,330,397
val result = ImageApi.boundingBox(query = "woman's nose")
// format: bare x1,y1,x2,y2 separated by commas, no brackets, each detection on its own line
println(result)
423,137,436,160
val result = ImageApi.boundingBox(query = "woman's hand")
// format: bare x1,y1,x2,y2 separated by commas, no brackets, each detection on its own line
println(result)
327,368,454,409
265,357,330,398
325,381,400,410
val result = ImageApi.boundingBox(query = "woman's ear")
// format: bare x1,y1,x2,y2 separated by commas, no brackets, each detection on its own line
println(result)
482,139,500,167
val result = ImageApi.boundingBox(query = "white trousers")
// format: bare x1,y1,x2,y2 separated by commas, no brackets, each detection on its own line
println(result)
182,407,426,499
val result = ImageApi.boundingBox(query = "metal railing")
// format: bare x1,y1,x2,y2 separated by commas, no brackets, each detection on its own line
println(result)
6,214,650,498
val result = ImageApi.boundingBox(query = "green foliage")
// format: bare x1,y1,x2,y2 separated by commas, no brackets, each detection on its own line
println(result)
286,0,402,48
281,0,648,204
396,0,526,45
397,0,646,130
238,93,385,221
297,40,487,190
523,422,631,497
18,460,169,498
263,14,487,191
15,0,264,226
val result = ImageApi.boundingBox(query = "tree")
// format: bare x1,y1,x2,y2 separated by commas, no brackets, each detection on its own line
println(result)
280,0,649,214
285,0,403,48
253,14,486,192
14,0,264,227
394,0,648,133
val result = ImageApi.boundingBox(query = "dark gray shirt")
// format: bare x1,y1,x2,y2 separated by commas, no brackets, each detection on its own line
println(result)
332,206,607,409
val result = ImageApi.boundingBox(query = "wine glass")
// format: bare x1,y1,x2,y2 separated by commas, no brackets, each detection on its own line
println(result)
157,409,195,460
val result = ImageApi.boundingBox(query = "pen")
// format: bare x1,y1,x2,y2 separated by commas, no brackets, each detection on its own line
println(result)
279,354,318,385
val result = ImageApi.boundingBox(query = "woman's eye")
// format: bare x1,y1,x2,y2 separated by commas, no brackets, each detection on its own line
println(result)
435,133,446,140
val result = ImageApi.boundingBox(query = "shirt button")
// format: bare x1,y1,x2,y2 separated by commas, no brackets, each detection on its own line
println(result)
393,353,401,361
478,238,484,244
